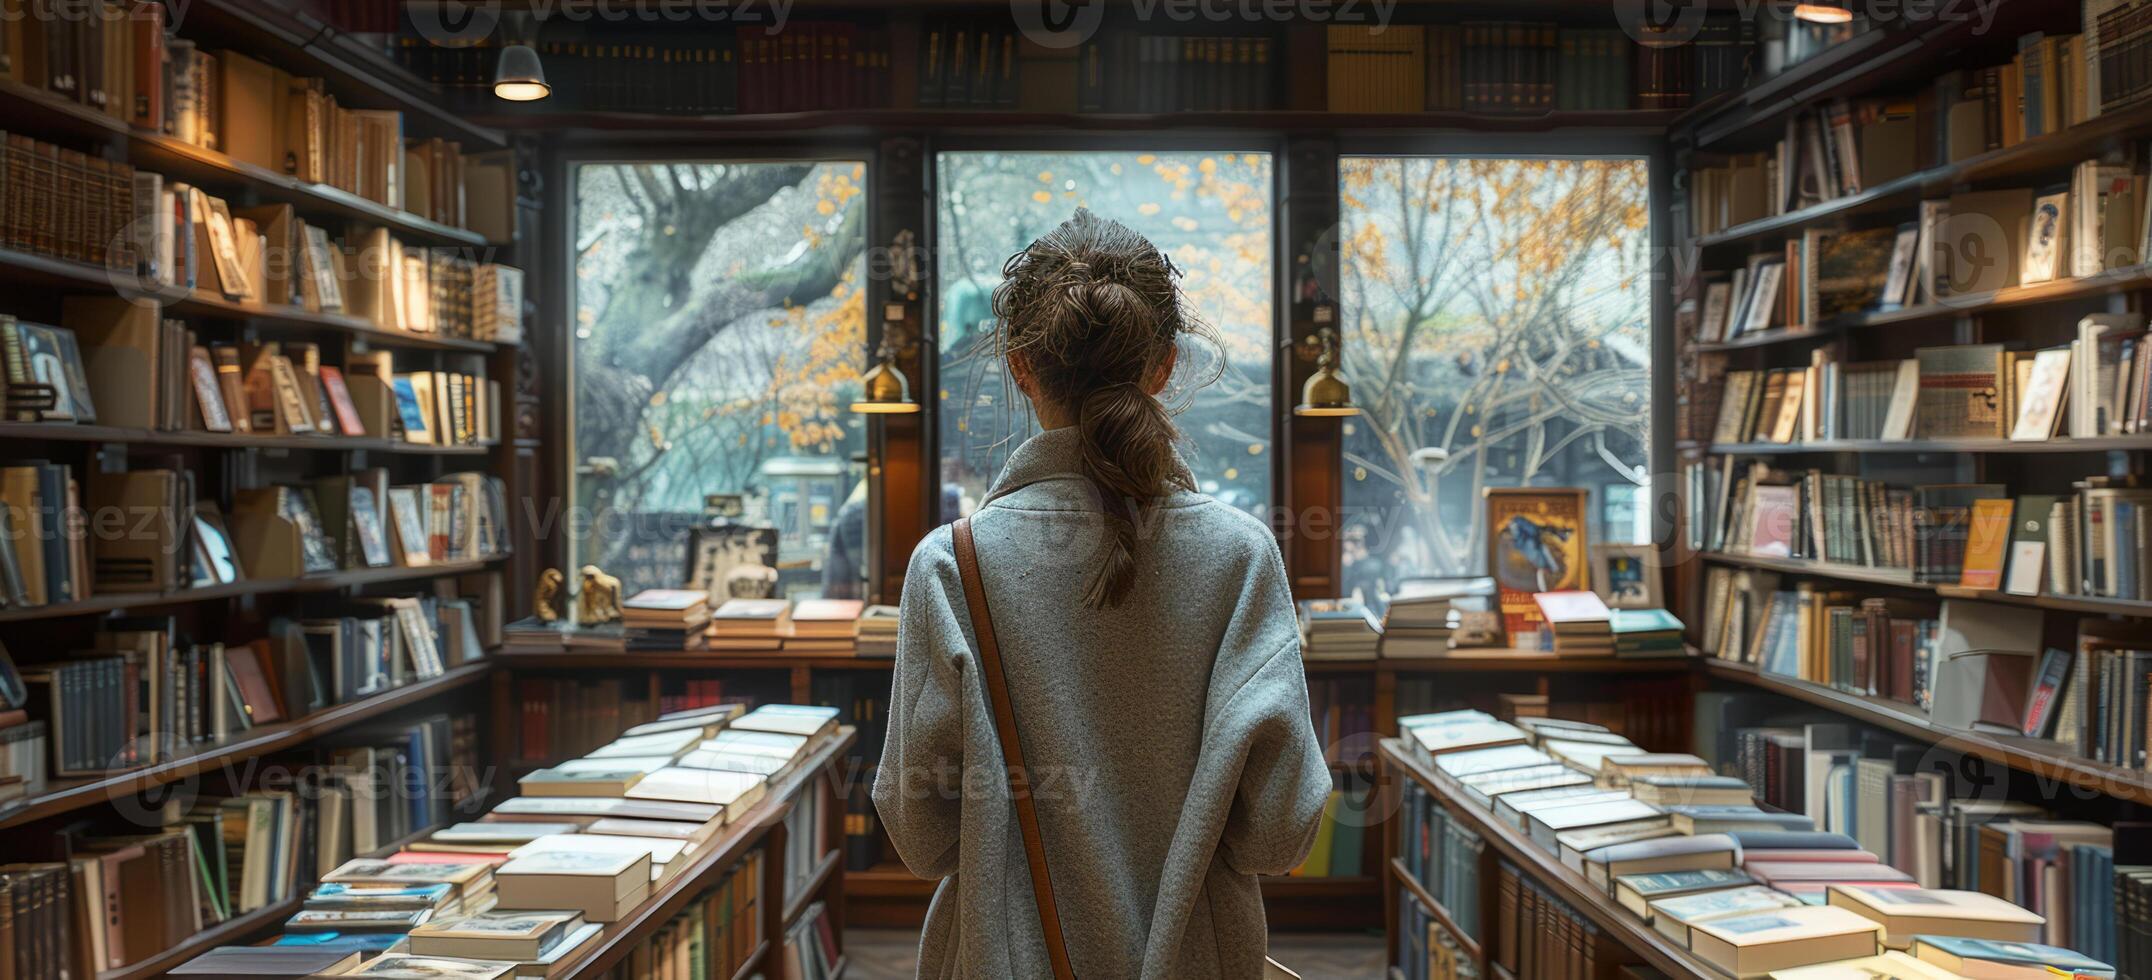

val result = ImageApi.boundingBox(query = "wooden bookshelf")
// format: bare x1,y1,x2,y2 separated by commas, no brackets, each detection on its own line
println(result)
0,658,494,830
96,813,490,979
170,290,502,353
0,77,495,248
135,0,508,151
1698,658,2151,799
1389,856,1486,973
1696,550,2152,618
541,728,857,979
0,421,496,454
0,556,507,624
473,106,1688,137
1378,737,1719,979
1704,435,2152,455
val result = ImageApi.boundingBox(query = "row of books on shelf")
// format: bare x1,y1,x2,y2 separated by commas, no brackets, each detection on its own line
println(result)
1688,27,2110,238
610,853,772,980
1714,708,2152,971
0,461,505,608
7,0,512,237
0,580,495,782
1398,709,2118,978
4,312,503,446
0,711,480,977
400,18,1742,117
1689,455,2152,603
407,26,895,115
1691,172,2152,351
1297,590,1683,661
1326,19,1740,115
505,596,896,657
162,700,839,978
1706,567,2152,773
1398,776,1484,934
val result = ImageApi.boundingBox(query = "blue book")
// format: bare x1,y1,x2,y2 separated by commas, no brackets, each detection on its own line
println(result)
1912,936,2113,978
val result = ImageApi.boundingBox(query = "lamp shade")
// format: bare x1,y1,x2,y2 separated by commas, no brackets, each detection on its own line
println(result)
493,44,551,101
1792,3,1852,23
1294,366,1359,417
850,359,920,414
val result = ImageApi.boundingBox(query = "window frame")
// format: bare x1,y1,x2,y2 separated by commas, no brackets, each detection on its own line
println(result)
537,133,1670,605
922,134,1293,536
548,141,884,600
1323,136,1671,593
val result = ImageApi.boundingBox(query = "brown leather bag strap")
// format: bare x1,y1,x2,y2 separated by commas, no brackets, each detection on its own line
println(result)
952,516,1078,980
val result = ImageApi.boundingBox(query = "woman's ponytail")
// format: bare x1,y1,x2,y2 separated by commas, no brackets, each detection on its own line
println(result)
989,210,1213,608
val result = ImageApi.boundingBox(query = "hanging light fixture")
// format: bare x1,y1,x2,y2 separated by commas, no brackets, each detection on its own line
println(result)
851,354,920,414
492,13,550,102
1294,326,1359,418
493,42,550,101
1792,2,1853,24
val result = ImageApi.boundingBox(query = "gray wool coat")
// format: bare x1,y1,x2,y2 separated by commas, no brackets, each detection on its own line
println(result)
870,426,1332,980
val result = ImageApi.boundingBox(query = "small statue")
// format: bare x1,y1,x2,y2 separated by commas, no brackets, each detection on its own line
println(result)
534,568,564,623
577,565,623,625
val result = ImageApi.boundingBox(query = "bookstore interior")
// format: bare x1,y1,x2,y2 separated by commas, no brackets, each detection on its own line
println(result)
22,0,2152,977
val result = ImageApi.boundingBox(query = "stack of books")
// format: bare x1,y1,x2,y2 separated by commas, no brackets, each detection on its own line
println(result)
855,605,899,658
1299,599,1382,661
1532,591,1614,655
1401,711,2112,979
786,599,864,656
1610,609,1686,659
621,589,713,652
1379,577,1493,659
710,599,793,651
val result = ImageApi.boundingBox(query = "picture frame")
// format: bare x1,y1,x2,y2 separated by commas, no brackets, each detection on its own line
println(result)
684,524,780,603
1591,543,1661,611
1484,487,1591,642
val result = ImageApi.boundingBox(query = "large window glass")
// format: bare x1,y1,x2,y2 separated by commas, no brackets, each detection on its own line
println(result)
1336,157,1651,610
934,150,1275,523
572,161,871,600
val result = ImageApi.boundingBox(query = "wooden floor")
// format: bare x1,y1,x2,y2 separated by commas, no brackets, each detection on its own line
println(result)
843,929,1387,979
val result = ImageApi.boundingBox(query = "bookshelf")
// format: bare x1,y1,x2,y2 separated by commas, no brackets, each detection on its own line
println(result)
539,728,857,979
0,0,536,974
1378,737,1717,980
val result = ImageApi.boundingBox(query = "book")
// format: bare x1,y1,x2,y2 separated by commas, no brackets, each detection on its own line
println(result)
1910,935,2114,979
1770,951,1963,979
1958,498,2016,590
1826,885,2045,949
167,947,364,975
1687,906,1884,978
1581,834,1740,891
1649,885,1802,946
494,850,650,923
408,910,583,961
1613,867,1755,920
341,955,518,979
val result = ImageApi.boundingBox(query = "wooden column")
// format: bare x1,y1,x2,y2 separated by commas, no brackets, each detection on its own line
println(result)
867,137,935,604
1281,137,1344,600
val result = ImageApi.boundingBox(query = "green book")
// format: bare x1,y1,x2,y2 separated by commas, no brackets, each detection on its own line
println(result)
1296,790,1340,877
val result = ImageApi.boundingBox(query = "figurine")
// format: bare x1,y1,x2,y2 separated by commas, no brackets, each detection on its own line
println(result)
534,568,564,623
577,565,623,625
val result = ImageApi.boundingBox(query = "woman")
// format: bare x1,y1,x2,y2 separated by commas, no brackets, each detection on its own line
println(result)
871,211,1330,979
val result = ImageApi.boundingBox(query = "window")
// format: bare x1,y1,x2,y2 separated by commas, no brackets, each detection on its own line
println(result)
571,161,871,600
1336,157,1651,610
934,150,1275,524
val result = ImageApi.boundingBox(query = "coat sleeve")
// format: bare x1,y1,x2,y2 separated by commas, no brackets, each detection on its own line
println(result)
1215,635,1332,876
869,529,970,880
1204,523,1330,877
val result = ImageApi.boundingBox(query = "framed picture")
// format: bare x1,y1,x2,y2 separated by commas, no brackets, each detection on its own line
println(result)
684,524,779,603
1592,543,1661,611
1484,487,1590,642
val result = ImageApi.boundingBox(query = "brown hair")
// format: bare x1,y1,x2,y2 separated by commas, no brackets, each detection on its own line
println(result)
990,209,1216,609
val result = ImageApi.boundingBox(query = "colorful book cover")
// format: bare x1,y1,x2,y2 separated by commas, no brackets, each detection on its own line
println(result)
1486,488,1590,641
1958,498,2015,590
